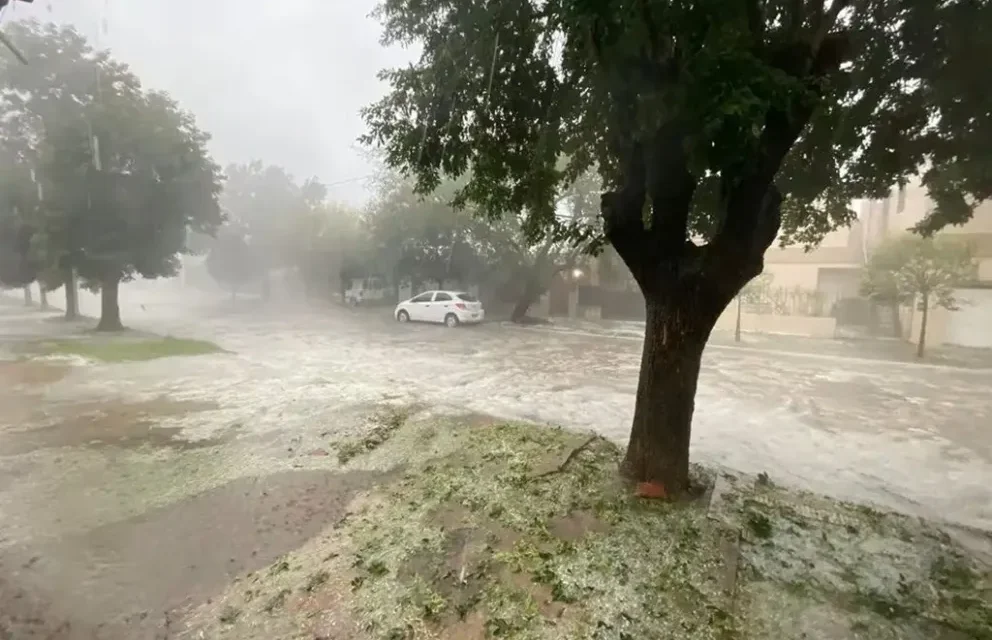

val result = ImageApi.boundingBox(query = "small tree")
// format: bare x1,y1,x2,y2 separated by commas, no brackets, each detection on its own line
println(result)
861,242,912,338
734,273,774,342
863,235,975,358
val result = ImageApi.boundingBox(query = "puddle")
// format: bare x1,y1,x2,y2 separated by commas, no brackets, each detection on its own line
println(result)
0,398,221,455
0,469,388,640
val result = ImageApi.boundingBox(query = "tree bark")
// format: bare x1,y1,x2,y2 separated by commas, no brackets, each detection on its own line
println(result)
734,295,743,342
916,294,929,359
622,294,717,495
39,287,48,310
23,285,32,306
64,269,79,320
96,277,123,331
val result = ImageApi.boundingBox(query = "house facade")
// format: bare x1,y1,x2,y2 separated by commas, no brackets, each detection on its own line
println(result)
763,182,992,348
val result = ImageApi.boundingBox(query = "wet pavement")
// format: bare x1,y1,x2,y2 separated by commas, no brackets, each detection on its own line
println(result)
0,285,990,637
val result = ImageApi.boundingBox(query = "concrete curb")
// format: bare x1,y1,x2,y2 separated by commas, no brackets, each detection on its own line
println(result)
499,321,992,375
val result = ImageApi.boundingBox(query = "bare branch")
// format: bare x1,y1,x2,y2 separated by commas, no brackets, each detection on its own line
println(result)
531,435,602,479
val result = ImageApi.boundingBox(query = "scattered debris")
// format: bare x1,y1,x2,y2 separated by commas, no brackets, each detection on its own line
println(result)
335,406,411,464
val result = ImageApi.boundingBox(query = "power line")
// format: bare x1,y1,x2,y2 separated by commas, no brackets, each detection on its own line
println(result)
323,174,375,188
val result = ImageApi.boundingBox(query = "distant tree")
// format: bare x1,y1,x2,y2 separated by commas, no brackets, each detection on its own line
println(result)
861,241,913,338
863,235,975,358
205,225,262,299
41,92,222,331
364,171,482,298
364,0,992,494
2,21,223,328
221,162,325,300
734,273,774,342
1,21,106,319
496,169,601,322
294,202,363,300
0,152,41,296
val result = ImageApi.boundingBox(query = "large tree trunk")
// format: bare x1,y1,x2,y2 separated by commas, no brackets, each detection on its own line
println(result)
603,144,780,496
64,269,79,320
23,285,32,306
39,287,48,310
622,296,714,495
916,294,929,359
96,277,123,331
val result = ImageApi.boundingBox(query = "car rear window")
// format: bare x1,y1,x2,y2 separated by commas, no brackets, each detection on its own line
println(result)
456,293,478,302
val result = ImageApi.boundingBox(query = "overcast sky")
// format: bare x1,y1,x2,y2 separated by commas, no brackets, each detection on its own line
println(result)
8,0,413,205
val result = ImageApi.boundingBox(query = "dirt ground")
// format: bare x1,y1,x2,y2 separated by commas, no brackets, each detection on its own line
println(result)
1,290,990,639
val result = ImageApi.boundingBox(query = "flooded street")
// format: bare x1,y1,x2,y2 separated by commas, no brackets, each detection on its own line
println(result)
1,288,991,638
62,286,992,529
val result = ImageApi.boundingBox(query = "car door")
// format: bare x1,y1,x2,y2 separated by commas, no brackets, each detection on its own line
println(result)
407,291,434,321
431,292,454,323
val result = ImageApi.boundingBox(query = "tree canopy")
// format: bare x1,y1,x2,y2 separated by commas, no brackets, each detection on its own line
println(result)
1,20,224,328
364,0,991,249
364,0,992,493
205,223,263,297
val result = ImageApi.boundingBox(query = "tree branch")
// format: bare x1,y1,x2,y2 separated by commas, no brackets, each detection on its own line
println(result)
644,121,696,250
746,0,765,44
812,0,852,49
531,435,602,479
786,0,805,38
712,33,851,264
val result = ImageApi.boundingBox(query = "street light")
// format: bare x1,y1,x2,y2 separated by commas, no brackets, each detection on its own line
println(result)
571,268,583,280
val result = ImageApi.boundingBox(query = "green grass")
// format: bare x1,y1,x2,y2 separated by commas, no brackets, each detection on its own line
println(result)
187,412,992,640
39,336,224,362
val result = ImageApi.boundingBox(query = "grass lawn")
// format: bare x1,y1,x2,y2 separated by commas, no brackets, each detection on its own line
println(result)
33,336,223,362
185,409,992,640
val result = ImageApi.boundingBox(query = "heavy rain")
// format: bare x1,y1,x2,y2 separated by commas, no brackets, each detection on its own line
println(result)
1,1,990,639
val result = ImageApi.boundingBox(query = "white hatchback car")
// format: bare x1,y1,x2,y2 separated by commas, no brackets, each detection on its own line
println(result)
394,290,485,327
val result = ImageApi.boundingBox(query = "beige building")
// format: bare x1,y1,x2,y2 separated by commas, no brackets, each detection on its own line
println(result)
763,181,992,348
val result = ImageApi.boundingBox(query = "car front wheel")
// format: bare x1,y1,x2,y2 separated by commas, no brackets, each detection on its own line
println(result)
397,310,410,323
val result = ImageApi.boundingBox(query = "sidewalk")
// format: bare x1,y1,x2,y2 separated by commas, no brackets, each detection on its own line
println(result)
507,317,992,371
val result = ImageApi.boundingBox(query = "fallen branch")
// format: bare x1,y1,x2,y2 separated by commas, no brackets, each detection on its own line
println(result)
532,434,602,479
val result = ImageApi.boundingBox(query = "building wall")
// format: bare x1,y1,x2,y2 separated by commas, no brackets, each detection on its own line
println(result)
714,305,837,338
763,263,821,289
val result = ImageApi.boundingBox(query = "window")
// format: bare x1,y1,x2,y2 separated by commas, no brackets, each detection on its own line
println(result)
434,292,452,301
456,293,478,302
410,292,433,303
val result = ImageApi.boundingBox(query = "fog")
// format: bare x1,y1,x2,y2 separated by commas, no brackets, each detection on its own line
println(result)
16,0,412,205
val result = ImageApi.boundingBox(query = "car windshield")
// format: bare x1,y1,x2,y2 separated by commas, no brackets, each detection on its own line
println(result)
455,293,478,302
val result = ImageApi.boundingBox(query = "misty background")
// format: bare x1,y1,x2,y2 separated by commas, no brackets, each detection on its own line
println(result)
9,0,411,205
